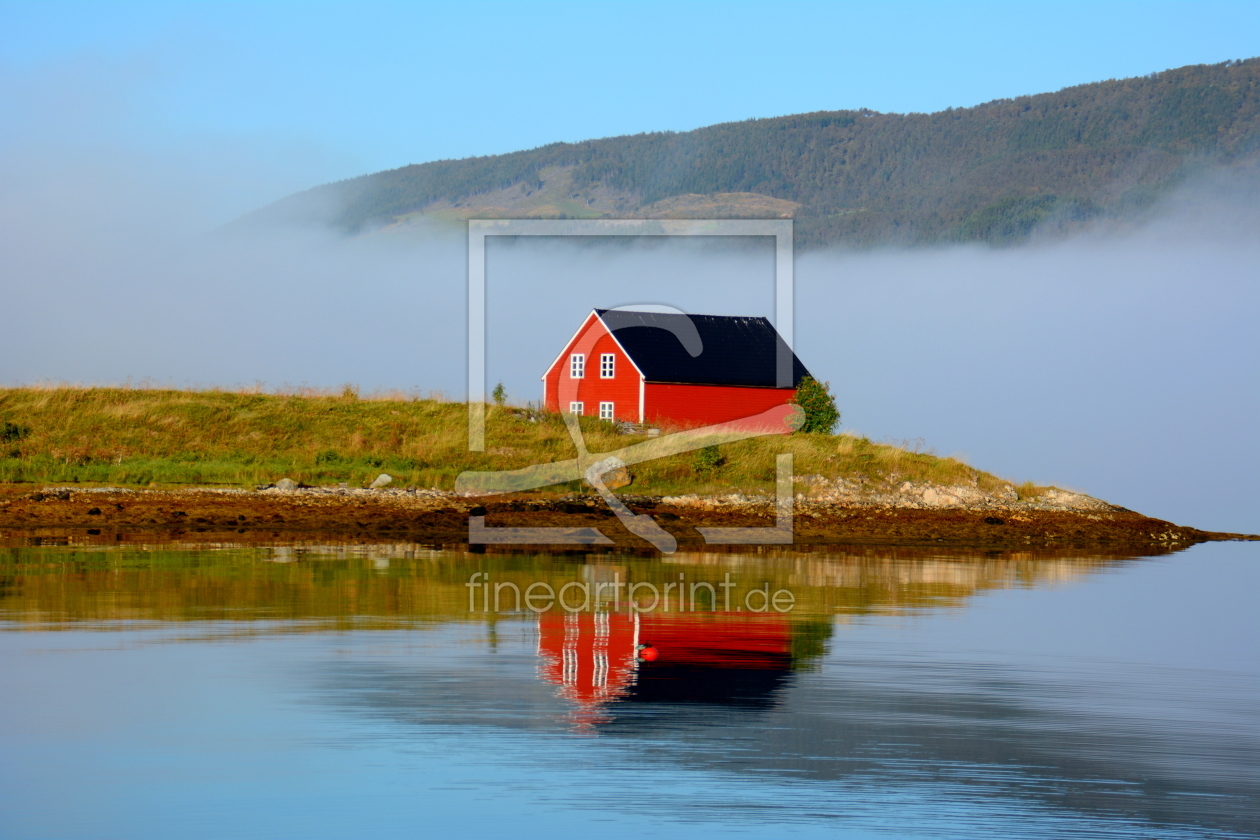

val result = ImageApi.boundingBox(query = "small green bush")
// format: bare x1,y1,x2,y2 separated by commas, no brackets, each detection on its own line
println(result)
693,445,724,472
791,376,840,434
1,420,31,443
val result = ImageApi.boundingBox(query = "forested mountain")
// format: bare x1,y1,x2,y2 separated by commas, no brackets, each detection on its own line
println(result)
240,59,1260,248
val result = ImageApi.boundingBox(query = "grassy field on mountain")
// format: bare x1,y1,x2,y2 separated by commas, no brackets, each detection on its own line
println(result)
239,59,1260,248
0,387,1039,498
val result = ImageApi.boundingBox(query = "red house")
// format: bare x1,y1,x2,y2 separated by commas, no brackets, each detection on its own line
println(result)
542,309,812,427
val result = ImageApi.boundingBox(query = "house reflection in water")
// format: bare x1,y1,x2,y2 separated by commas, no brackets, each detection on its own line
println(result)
536,610,802,730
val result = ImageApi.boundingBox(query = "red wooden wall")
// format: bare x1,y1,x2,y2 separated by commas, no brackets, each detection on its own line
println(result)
643,382,797,427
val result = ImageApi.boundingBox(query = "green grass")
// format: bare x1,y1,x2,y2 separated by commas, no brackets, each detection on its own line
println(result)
0,386,1046,497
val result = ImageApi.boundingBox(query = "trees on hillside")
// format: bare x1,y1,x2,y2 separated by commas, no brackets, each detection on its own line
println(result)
255,59,1260,248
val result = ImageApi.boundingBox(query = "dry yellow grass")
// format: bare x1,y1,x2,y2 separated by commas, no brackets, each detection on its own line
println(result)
0,386,1045,496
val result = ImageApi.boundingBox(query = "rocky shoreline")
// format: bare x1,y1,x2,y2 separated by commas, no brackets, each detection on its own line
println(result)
792,473,1117,512
0,483,1254,550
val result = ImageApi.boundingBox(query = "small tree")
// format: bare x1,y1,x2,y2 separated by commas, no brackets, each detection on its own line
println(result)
491,382,507,407
1,420,30,444
693,444,724,472
791,376,839,434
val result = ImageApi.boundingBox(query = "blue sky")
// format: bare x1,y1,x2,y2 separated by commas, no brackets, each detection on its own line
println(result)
4,0,1259,208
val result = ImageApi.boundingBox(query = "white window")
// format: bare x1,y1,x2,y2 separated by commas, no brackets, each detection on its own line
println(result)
569,354,585,378
600,353,615,378
599,402,614,420
569,401,584,416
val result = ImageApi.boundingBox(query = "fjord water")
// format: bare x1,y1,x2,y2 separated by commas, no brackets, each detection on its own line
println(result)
1,541,1257,839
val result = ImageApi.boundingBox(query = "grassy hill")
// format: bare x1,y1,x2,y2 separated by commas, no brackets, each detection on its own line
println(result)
0,387,1038,498
237,59,1260,248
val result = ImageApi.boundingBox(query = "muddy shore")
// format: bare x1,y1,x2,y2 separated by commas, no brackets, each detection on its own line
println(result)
1,485,1253,550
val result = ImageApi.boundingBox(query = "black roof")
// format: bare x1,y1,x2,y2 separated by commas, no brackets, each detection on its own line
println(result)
595,309,811,388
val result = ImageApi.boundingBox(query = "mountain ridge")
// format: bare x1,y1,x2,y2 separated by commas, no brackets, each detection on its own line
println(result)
237,58,1260,248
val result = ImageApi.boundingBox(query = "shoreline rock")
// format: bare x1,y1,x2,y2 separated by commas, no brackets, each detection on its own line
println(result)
0,482,1254,549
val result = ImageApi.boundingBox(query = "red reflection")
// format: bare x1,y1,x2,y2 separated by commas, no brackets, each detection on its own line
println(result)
537,611,640,731
537,611,794,731
634,613,791,670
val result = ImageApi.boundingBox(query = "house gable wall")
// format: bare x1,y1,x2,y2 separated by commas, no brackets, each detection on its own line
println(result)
543,313,643,422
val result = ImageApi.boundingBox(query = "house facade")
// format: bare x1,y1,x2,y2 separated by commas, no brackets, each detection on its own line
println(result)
541,309,812,427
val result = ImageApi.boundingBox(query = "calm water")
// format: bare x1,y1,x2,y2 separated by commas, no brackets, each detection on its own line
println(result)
0,539,1257,839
